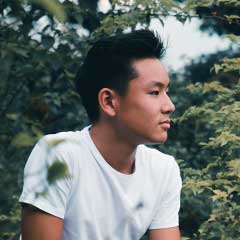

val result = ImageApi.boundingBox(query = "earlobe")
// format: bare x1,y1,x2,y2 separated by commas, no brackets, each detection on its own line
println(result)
98,88,118,118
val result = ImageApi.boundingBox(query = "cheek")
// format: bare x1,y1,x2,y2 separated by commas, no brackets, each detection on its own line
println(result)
125,107,157,128
119,96,159,123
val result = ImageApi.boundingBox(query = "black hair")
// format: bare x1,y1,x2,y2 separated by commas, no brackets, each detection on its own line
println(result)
75,29,166,123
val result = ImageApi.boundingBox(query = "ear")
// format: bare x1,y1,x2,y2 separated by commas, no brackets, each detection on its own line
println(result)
98,88,119,118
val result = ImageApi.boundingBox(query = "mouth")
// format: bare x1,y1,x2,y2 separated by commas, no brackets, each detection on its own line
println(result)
160,120,171,124
159,120,171,129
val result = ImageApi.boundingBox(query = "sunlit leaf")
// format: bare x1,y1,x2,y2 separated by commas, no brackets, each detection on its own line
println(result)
47,161,69,184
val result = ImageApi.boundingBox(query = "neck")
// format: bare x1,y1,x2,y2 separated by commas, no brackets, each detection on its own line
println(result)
89,121,137,174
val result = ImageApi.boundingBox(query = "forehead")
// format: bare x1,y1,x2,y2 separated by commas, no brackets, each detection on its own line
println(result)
131,58,170,87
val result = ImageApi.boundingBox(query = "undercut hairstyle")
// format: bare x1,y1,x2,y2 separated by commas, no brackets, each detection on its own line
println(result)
75,29,166,123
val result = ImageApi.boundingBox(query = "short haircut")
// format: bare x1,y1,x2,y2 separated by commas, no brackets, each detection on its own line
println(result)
75,29,166,123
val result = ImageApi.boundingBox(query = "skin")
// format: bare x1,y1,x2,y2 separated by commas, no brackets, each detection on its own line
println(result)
91,58,175,174
21,204,63,240
21,58,180,240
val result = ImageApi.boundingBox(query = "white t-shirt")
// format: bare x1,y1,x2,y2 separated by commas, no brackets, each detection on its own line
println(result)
19,126,182,240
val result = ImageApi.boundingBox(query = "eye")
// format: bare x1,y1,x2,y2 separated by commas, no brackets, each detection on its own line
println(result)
149,91,159,96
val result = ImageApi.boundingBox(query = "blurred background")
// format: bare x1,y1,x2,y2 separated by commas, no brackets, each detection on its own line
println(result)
0,0,239,239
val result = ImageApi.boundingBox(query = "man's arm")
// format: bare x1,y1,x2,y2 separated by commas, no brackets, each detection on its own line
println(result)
149,227,181,240
21,203,63,240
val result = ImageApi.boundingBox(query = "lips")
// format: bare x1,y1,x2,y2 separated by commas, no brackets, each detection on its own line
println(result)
160,120,170,124
159,120,171,129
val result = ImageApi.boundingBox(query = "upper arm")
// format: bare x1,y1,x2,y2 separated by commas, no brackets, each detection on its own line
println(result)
19,137,74,218
21,203,63,240
149,227,181,240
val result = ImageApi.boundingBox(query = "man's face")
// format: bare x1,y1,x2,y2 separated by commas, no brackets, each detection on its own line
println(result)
115,58,175,145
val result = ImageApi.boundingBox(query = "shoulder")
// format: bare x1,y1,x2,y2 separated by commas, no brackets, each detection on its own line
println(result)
138,144,176,167
41,131,82,147
27,130,87,174
38,130,85,156
137,145,180,182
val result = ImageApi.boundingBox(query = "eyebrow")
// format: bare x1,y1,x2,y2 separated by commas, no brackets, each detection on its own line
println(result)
147,81,170,89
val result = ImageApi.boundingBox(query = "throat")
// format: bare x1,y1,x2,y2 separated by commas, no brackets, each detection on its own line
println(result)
105,155,136,175
89,124,137,175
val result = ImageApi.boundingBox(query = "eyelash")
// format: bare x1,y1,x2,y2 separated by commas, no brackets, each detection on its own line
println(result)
149,89,169,96
149,91,159,96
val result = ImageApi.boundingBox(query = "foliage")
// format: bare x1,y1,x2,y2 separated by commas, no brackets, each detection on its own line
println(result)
0,0,239,239
156,2,240,238
178,63,240,239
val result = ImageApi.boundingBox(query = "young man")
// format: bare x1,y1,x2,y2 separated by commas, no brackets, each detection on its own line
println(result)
20,30,182,240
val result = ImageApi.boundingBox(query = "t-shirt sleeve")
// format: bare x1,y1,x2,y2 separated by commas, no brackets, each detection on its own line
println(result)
19,137,73,219
149,157,182,229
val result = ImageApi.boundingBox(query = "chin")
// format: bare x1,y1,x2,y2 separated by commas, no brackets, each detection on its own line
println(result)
144,133,168,145
155,138,168,144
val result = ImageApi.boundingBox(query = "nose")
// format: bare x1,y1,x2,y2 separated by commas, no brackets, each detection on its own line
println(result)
161,94,175,114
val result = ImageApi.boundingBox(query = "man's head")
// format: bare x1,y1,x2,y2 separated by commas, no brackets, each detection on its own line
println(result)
76,29,166,124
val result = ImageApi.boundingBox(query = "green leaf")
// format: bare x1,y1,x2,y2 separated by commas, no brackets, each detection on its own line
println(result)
47,161,69,184
46,139,66,148
14,48,29,58
5,113,18,121
11,132,36,147
29,0,66,22
228,159,240,178
211,190,228,201
42,35,55,49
